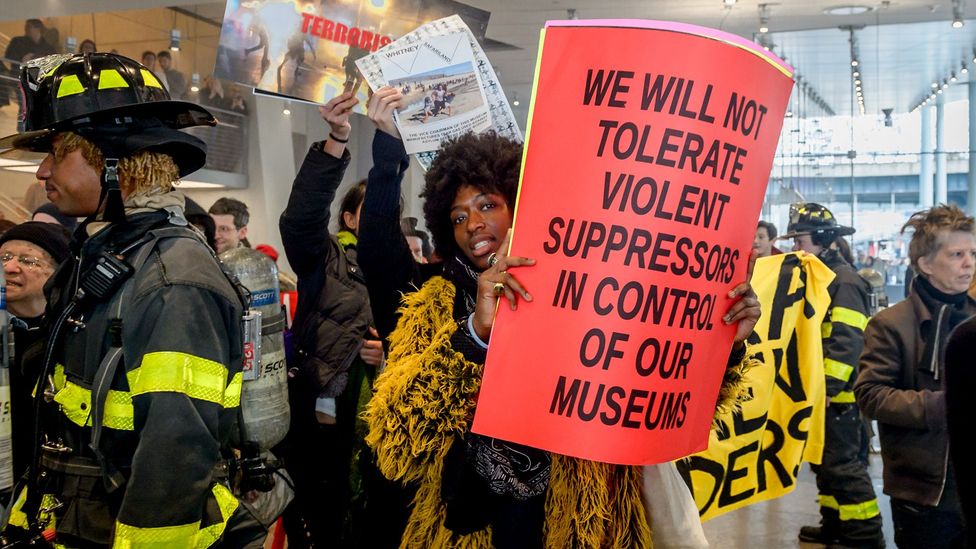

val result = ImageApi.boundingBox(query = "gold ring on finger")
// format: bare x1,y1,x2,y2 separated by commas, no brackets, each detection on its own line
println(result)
487,253,499,267
492,282,506,296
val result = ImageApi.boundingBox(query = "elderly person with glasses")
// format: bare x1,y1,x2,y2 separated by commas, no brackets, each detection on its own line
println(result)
0,221,70,480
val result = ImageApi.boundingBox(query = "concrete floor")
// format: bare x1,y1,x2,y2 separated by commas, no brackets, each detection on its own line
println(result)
702,454,893,548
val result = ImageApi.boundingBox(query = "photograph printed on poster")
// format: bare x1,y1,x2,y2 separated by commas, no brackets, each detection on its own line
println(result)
391,62,482,127
212,0,489,109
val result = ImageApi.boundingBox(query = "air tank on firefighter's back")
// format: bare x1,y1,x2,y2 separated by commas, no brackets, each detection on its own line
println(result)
220,247,289,449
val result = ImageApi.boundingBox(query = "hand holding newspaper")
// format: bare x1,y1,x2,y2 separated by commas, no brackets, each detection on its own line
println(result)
356,15,522,169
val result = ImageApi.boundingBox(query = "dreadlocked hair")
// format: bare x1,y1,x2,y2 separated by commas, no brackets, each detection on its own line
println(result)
421,131,522,261
55,132,180,196
902,204,976,272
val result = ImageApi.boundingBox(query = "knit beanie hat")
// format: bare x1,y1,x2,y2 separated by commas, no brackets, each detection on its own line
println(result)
0,221,72,264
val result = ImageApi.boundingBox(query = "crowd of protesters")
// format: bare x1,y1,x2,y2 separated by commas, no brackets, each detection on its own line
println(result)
0,41,973,549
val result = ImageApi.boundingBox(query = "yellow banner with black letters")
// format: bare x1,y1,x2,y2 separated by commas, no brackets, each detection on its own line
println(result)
680,252,835,521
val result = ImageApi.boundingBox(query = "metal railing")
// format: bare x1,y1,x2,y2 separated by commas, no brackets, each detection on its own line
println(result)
0,190,32,222
184,103,248,174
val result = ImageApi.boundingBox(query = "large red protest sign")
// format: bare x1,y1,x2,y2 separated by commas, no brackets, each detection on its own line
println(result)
471,20,794,465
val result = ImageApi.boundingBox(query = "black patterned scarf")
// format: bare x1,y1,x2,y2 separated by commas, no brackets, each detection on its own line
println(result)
441,254,550,501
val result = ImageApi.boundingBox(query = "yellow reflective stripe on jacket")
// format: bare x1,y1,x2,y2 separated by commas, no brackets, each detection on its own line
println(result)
831,306,869,331
224,372,242,408
126,352,229,405
821,322,833,339
111,484,238,549
195,484,240,549
113,519,200,548
7,489,59,532
824,358,854,383
52,365,135,431
832,390,856,404
819,495,881,521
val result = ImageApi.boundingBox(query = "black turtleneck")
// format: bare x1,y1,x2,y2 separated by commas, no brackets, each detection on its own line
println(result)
914,275,973,380
915,275,968,307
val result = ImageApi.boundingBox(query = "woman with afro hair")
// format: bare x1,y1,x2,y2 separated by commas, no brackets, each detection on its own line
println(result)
356,86,761,548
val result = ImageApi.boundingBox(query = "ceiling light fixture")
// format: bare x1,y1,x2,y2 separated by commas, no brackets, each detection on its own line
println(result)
723,0,737,6
961,62,969,74
169,29,181,52
824,5,873,15
952,0,965,27
513,92,520,107
951,72,958,82
758,3,771,33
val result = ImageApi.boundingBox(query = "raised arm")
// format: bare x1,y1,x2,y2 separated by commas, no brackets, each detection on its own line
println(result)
279,93,358,277
357,87,416,338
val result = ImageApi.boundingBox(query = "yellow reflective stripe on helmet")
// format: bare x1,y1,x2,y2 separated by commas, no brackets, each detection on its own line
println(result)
56,74,85,98
113,519,200,548
195,484,240,549
831,306,869,330
52,365,135,430
824,358,854,382
821,322,833,339
819,495,880,521
98,69,130,90
127,352,230,405
832,390,856,404
223,372,242,408
141,69,163,89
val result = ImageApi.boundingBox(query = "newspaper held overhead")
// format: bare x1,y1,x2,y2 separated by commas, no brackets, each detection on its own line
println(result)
356,15,522,169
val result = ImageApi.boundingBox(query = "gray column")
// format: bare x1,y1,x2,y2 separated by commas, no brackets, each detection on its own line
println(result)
969,82,976,215
920,105,934,207
936,96,948,204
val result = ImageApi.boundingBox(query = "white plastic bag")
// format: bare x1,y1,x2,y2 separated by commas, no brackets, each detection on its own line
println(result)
642,462,709,549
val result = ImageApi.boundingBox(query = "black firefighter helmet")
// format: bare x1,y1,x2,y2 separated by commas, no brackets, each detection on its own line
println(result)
0,52,215,177
782,202,855,247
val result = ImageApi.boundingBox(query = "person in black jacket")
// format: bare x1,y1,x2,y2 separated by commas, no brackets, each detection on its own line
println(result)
0,52,261,548
785,203,884,549
2,20,56,117
277,91,384,547
0,222,69,483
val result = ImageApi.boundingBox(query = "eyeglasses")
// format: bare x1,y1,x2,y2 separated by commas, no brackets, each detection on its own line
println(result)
1,252,48,271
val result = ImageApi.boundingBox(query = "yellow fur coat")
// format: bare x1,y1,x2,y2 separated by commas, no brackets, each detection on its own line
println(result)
365,276,753,548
